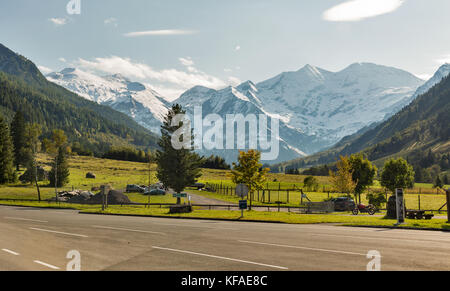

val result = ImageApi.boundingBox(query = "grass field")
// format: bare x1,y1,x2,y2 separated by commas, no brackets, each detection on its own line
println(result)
0,154,447,212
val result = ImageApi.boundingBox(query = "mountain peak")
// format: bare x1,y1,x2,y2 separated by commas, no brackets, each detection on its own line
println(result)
237,80,258,92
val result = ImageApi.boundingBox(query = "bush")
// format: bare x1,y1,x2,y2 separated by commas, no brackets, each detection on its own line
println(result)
304,176,319,192
367,193,387,209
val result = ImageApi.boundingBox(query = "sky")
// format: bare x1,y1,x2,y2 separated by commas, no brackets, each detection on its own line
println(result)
1,0,450,100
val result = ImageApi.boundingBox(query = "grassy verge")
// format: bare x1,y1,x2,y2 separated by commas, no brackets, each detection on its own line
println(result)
82,207,450,230
1,200,448,231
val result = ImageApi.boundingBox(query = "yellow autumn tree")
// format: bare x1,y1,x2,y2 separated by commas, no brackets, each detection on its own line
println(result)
231,150,269,209
330,156,356,196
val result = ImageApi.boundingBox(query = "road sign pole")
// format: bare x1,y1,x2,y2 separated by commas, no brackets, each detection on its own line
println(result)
396,188,405,225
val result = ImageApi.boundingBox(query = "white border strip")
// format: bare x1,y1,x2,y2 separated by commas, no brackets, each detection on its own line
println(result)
152,246,288,270
29,227,88,238
5,217,48,223
92,225,166,235
2,249,19,256
34,260,60,270
239,240,370,257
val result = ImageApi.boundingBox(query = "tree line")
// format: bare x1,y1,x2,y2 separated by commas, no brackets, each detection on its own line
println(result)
0,112,70,200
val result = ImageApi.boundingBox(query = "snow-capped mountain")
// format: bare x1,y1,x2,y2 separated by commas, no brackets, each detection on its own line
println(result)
47,63,427,164
255,63,424,144
174,63,425,163
176,83,327,163
412,63,450,99
47,68,170,133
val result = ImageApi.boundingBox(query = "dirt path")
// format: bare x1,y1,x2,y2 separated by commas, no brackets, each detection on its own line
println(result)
185,191,234,206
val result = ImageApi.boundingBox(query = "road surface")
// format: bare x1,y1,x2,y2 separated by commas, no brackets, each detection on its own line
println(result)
0,205,449,271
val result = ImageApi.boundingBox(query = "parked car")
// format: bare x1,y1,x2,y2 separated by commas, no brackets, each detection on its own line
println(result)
126,184,145,193
331,197,356,212
145,188,166,196
190,183,206,190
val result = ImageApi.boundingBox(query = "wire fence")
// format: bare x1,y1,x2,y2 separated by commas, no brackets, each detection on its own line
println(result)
205,183,448,212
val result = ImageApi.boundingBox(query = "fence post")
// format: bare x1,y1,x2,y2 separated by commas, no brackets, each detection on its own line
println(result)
287,190,290,203
418,194,421,210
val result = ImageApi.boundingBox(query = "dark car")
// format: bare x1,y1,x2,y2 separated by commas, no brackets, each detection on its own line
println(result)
331,197,356,212
190,183,206,190
144,188,166,196
126,184,145,193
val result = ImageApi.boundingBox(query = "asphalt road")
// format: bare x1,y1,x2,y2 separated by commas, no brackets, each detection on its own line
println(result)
0,205,450,271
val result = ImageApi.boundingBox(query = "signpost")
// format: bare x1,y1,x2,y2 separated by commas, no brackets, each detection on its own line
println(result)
236,184,249,218
236,184,249,199
396,188,405,225
239,200,248,218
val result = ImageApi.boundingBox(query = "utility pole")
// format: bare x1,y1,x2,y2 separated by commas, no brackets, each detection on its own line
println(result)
446,189,450,223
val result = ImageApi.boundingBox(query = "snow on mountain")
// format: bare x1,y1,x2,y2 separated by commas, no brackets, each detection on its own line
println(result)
256,63,424,144
413,63,450,98
46,68,170,133
174,63,425,163
177,83,321,163
47,63,427,164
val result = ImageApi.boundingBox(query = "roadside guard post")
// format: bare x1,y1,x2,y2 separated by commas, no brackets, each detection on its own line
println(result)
236,184,249,218
446,189,450,223
396,188,405,224
239,200,248,218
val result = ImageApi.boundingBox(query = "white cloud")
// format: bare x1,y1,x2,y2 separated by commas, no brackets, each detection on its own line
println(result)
415,74,432,80
38,65,53,74
435,54,450,64
228,76,242,87
58,57,67,63
179,57,194,67
224,68,233,73
235,45,241,52
124,29,197,37
48,18,67,26
76,56,226,99
323,0,405,22
104,17,118,27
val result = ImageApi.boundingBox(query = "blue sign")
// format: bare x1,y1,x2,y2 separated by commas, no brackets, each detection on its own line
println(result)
239,200,248,210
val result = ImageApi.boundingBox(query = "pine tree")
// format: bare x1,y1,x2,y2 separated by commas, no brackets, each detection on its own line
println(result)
434,175,444,189
10,111,26,171
49,147,70,188
44,130,69,194
0,116,17,184
156,104,203,205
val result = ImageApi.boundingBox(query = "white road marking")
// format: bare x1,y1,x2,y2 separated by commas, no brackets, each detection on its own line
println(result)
239,240,373,257
92,225,166,235
2,249,19,256
34,260,60,270
310,233,450,243
152,246,288,270
4,217,48,223
152,222,236,230
29,227,88,238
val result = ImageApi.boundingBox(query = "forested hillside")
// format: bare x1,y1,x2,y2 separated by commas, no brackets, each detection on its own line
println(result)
0,44,158,155
275,73,450,182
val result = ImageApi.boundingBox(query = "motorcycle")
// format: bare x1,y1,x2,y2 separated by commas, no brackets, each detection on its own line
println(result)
352,204,377,215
